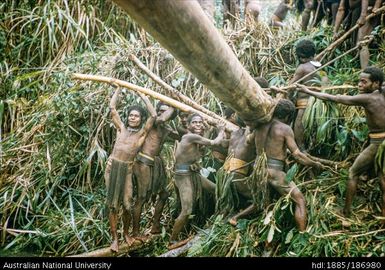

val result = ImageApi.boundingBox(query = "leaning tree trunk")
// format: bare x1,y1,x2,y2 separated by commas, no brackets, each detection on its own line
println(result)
111,0,275,124
198,0,216,23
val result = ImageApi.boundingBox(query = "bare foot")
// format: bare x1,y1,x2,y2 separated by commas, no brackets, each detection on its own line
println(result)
110,240,119,253
124,235,136,246
229,217,238,226
168,236,194,250
134,235,150,243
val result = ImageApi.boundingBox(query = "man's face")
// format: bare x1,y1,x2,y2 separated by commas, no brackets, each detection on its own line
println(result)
157,104,169,116
180,113,189,128
128,110,141,128
358,73,378,93
188,115,204,135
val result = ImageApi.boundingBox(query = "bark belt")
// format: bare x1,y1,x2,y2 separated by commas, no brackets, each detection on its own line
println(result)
174,164,192,174
136,152,155,165
369,132,385,144
223,157,249,176
296,98,308,109
266,157,285,171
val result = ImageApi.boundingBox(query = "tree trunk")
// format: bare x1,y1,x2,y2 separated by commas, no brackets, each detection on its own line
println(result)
198,0,216,23
111,0,275,123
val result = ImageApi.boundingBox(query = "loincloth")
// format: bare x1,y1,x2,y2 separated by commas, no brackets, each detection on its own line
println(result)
136,152,167,198
266,157,285,171
215,167,241,215
106,158,133,210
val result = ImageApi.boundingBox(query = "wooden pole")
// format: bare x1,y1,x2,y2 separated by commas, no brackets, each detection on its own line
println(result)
72,73,239,132
111,0,275,123
128,54,225,122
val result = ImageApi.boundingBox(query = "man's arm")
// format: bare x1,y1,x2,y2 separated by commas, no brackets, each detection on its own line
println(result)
155,106,175,125
285,127,324,169
109,87,124,132
358,0,369,25
138,93,156,136
297,84,369,106
186,124,226,147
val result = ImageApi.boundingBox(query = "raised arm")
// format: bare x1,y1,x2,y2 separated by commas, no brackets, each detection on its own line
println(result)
138,93,156,136
109,87,124,132
155,106,175,125
297,84,369,106
285,128,323,169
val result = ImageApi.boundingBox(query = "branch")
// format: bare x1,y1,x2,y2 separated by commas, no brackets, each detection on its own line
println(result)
72,73,238,132
128,54,224,122
316,5,385,61
68,239,145,257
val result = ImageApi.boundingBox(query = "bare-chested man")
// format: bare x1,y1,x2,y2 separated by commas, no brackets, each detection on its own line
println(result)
229,99,323,231
297,66,385,219
290,39,322,151
271,0,292,28
216,121,256,218
169,114,225,248
177,111,190,137
132,102,177,241
104,88,156,252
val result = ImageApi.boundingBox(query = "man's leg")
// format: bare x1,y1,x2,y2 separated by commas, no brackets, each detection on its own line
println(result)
229,204,257,226
344,145,377,217
294,108,306,151
109,209,119,252
200,175,216,194
123,172,135,245
170,175,194,244
132,163,152,239
379,172,385,221
151,189,169,234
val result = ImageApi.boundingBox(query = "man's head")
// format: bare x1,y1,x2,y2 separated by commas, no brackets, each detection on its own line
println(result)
127,105,147,128
224,107,236,124
273,99,296,124
187,113,204,135
255,77,269,88
156,101,169,116
178,111,190,128
359,66,384,93
295,39,316,63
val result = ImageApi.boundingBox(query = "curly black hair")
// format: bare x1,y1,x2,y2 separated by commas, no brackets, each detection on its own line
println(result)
363,66,384,89
126,105,147,126
295,39,316,59
273,99,296,122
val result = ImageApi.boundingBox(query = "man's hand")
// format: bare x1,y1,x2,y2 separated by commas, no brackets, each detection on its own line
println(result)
295,84,310,93
357,16,366,26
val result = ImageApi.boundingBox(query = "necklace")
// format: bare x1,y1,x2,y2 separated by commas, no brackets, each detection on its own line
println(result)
127,127,139,132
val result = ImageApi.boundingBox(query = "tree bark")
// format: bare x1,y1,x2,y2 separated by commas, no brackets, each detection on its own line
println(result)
111,0,275,124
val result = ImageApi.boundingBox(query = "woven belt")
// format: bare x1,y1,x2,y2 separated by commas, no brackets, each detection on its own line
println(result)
266,158,285,171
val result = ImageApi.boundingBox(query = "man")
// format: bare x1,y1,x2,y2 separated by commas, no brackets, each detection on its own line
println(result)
177,111,190,137
132,102,176,241
169,114,225,248
245,0,262,24
207,107,238,182
290,39,322,152
216,120,256,218
271,0,292,28
297,66,385,219
229,99,323,231
104,88,156,252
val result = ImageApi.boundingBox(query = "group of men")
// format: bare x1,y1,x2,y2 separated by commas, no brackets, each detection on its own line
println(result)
102,36,385,251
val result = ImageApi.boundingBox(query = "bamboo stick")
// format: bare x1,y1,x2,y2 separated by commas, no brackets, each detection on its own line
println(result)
72,73,238,132
128,54,224,122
